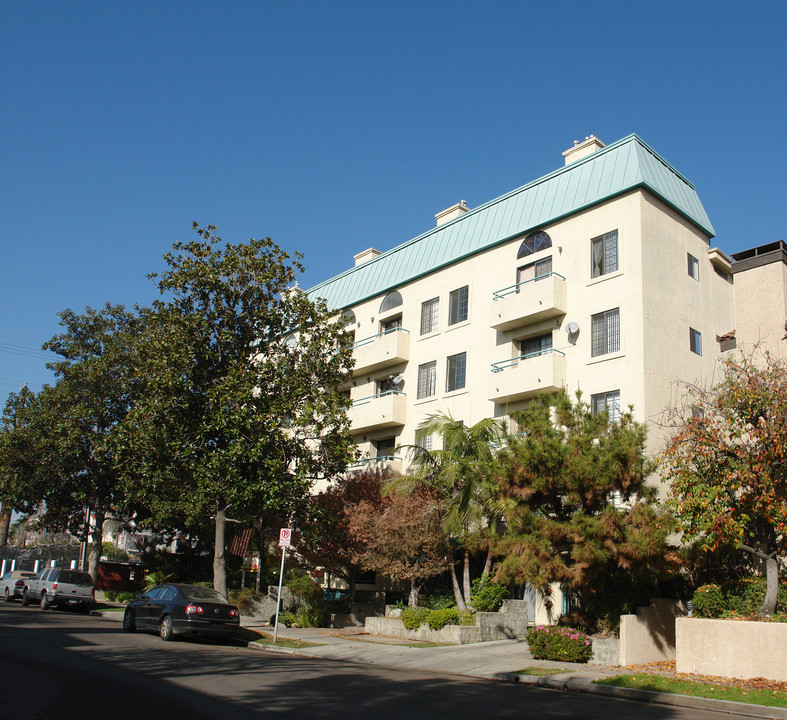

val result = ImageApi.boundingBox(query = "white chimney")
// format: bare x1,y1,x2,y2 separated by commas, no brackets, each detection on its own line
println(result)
435,200,469,227
354,247,382,266
562,135,605,165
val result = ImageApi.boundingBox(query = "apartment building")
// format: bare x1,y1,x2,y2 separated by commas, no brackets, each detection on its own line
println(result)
308,134,736,472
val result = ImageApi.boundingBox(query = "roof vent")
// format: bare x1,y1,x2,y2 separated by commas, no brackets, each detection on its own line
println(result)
435,200,469,227
562,135,605,165
353,248,382,267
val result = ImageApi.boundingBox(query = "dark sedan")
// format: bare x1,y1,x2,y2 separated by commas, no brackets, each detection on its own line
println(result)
122,584,240,642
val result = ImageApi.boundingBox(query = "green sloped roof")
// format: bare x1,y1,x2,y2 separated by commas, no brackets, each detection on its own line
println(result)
308,134,714,311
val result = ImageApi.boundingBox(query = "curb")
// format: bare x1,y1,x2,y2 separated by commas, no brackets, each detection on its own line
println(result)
502,673,787,720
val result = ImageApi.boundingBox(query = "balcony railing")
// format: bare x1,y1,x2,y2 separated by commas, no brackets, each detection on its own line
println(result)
348,390,407,433
488,348,566,403
490,273,567,331
352,327,410,375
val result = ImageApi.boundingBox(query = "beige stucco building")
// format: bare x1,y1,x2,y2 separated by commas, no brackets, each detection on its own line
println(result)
310,135,737,469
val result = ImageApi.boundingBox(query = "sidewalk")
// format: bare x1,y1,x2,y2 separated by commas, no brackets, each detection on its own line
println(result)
94,607,787,719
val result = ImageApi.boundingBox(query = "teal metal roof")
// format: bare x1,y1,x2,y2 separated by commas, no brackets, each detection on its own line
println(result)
309,134,714,311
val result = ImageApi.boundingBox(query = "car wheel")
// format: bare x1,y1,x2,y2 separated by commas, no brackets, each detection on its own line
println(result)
3,588,10,603
160,615,173,641
21,589,30,606
123,608,136,632
40,592,51,610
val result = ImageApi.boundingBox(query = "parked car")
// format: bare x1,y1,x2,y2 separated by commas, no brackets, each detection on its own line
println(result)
122,584,240,641
1,570,37,602
22,568,95,612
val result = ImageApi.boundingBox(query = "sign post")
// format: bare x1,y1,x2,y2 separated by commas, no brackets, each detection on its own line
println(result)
273,528,292,643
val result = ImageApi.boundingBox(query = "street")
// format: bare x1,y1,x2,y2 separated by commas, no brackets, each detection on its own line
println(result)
0,603,747,719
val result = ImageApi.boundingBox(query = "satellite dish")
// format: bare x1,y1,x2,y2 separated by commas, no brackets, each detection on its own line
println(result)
565,322,579,335
391,374,404,387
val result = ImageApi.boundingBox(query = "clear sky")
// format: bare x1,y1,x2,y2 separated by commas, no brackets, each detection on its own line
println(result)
1,1,785,397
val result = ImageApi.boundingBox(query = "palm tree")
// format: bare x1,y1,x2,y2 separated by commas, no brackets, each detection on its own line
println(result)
389,411,507,610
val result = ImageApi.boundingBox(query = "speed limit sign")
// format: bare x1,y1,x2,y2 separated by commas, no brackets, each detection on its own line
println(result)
278,528,292,547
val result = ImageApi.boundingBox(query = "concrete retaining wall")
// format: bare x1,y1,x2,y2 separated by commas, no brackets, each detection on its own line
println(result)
619,599,684,666
676,617,787,681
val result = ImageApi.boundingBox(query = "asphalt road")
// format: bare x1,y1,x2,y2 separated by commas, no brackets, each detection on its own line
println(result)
0,603,745,720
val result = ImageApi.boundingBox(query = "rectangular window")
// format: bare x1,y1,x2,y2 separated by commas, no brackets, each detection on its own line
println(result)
381,315,402,333
417,361,437,399
517,256,552,288
687,253,699,281
416,433,433,451
448,286,469,325
592,390,621,423
690,328,702,355
446,352,467,392
377,377,394,395
591,230,619,278
420,297,439,335
376,437,396,458
591,308,621,357
519,333,552,357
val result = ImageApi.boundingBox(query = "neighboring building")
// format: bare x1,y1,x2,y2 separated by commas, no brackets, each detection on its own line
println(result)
731,240,787,358
309,134,736,471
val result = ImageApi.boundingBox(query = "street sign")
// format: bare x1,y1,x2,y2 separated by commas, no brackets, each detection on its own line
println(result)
279,528,292,547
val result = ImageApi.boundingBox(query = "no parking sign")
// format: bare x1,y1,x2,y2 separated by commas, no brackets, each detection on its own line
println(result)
278,528,292,547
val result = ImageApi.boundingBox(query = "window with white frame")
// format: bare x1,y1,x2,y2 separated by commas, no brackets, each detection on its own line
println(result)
420,297,439,335
446,352,467,392
687,253,699,281
415,432,433,452
417,361,437,399
517,256,552,288
591,308,620,356
448,286,469,325
690,327,702,355
591,230,619,278
591,390,621,422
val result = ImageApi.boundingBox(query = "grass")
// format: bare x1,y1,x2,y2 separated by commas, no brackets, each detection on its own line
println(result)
594,674,787,708
516,666,570,676
246,629,324,649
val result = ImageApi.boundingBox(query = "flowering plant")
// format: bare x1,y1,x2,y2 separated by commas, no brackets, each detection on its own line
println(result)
526,625,593,663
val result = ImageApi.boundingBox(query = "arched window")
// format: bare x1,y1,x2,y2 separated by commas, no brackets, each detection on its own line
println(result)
517,231,552,259
379,291,403,313
341,310,356,327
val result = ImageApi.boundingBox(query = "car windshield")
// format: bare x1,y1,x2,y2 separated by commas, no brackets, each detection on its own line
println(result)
181,586,229,604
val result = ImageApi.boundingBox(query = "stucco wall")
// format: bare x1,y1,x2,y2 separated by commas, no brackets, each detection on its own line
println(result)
676,617,787,681
619,599,684,666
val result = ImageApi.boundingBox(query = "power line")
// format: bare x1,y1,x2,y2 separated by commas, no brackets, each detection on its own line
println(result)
0,342,54,361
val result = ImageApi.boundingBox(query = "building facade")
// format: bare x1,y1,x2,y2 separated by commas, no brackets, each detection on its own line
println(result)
309,134,736,470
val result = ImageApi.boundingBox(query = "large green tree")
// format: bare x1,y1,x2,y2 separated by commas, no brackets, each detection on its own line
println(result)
0,305,138,579
118,224,355,597
391,412,507,610
661,353,787,616
493,391,672,625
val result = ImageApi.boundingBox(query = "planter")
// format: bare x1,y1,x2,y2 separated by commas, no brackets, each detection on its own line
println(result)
676,617,787,681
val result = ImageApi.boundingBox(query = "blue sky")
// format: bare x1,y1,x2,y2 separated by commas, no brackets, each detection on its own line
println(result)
1,1,785,397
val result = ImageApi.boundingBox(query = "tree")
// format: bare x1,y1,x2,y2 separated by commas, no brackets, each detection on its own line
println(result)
661,353,787,616
493,391,672,626
118,224,355,597
0,305,139,580
297,468,389,602
347,487,450,606
391,412,507,610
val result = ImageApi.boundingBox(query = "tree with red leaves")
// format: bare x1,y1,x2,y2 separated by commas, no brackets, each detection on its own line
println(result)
661,353,787,616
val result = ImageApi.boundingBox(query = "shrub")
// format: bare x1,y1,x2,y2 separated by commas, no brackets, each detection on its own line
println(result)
422,593,456,610
526,625,593,663
470,577,508,612
692,584,725,618
426,608,459,630
458,609,476,626
401,606,431,630
229,588,263,614
277,611,298,627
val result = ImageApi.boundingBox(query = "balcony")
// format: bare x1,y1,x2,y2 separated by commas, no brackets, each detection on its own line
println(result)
489,273,567,332
346,455,404,476
352,328,410,375
488,349,566,403
348,391,407,434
